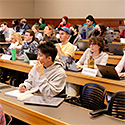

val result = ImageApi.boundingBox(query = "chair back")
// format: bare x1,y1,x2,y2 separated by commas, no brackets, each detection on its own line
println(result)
5,113,12,125
108,91,125,119
81,83,106,110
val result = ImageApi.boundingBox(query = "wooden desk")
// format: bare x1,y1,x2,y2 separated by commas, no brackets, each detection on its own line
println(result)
0,59,124,93
0,86,124,125
74,51,122,65
0,42,10,48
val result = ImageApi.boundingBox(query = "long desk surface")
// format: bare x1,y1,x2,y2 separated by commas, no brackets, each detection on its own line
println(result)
0,85,124,125
74,51,122,65
0,59,125,93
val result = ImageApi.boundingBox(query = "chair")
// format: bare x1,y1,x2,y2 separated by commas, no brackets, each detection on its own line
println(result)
5,113,12,125
65,83,106,110
90,91,125,120
81,83,106,110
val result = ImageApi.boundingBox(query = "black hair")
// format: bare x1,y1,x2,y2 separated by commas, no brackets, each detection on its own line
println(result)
13,19,19,25
1,22,9,27
37,41,57,62
70,24,79,32
86,15,96,24
98,24,107,36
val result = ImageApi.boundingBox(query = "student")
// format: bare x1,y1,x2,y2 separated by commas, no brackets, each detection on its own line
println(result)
93,23,112,51
69,24,82,45
34,17,46,30
76,36,108,73
32,25,43,42
12,19,20,32
83,15,96,27
55,27,75,58
1,22,15,42
79,15,95,39
19,41,66,97
42,25,58,43
0,105,6,125
20,18,30,35
120,28,125,38
57,16,71,29
115,52,125,77
19,29,38,56
4,32,23,55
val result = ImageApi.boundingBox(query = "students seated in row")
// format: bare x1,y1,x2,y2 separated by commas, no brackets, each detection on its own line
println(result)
0,104,6,125
115,52,125,77
19,29,38,56
4,32,23,55
32,25,43,42
69,24,82,45
57,16,71,29
42,25,58,43
93,23,112,51
76,36,108,75
12,19,20,32
55,27,75,59
19,41,66,97
83,15,96,27
20,18,31,35
1,22,14,42
119,19,125,38
79,15,95,39
34,17,46,30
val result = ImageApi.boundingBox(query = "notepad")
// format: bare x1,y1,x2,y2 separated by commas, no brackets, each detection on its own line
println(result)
5,87,38,101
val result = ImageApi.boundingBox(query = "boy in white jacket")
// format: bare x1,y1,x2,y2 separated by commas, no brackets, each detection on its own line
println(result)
19,42,66,97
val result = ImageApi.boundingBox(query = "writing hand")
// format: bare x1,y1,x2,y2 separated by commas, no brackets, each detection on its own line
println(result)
19,85,26,93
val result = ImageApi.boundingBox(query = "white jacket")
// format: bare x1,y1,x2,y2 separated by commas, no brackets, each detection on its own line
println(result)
20,59,66,97
115,52,125,73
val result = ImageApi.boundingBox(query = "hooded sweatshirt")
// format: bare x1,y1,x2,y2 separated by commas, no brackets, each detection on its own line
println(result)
20,59,66,97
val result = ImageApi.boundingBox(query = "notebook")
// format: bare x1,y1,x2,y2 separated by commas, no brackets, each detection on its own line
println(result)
108,43,123,56
60,56,81,72
25,52,37,60
24,95,64,107
97,64,125,80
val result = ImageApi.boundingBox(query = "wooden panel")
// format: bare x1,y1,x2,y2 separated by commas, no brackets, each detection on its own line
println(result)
0,18,124,31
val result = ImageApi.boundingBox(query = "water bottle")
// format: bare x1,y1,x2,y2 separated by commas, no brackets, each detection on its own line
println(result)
24,47,29,63
88,56,94,69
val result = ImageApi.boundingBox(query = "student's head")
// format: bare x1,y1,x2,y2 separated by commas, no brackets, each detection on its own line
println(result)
62,16,68,24
70,24,79,35
39,17,45,24
32,25,39,34
44,25,55,36
89,36,104,53
86,15,95,27
12,19,19,27
59,27,70,42
11,32,23,45
37,41,57,67
95,24,106,36
24,29,35,42
1,22,9,31
20,18,27,26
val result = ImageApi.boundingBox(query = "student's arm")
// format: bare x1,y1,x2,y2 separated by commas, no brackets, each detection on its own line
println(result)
55,44,75,57
115,53,125,73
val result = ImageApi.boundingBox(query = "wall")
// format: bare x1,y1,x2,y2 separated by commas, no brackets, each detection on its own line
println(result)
0,0,34,18
34,0,125,18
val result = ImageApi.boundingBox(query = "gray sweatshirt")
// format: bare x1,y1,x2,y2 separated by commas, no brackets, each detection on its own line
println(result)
20,59,66,97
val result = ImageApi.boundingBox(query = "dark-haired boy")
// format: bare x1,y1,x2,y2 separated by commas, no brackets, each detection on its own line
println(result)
19,41,66,97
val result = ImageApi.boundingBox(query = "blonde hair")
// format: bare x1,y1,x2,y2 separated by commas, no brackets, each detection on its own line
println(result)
11,32,23,45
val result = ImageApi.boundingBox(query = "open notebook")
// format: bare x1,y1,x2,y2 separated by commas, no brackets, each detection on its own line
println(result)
5,87,38,101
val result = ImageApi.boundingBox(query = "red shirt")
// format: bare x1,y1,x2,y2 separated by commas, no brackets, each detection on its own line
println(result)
58,23,71,28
